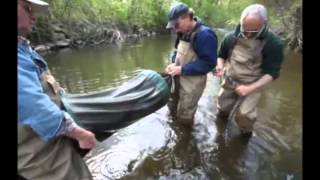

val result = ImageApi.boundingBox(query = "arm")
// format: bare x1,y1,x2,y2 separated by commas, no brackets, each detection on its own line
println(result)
235,33,284,96
18,59,65,141
235,74,273,96
181,29,218,75
58,112,96,149
213,57,225,76
18,55,96,148
261,34,284,80
235,36,284,97
214,32,234,77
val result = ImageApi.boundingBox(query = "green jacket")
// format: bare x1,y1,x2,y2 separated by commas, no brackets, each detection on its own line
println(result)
218,24,284,79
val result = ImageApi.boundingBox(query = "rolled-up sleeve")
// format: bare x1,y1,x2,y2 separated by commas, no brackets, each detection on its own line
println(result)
18,53,64,141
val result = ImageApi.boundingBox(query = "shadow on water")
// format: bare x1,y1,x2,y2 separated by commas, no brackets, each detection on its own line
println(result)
46,35,302,180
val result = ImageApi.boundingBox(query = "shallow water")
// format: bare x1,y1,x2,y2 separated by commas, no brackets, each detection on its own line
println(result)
46,34,302,180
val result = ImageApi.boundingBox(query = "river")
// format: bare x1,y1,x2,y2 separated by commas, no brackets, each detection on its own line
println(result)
45,33,302,180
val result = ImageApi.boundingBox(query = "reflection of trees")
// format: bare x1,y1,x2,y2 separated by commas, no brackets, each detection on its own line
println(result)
257,52,302,152
116,37,173,72
140,37,173,71
47,49,117,93
47,36,175,94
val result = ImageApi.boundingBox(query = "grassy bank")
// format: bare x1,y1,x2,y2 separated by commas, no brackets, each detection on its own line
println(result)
29,0,302,52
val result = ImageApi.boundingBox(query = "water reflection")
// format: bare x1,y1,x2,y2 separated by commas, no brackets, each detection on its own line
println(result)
46,36,172,93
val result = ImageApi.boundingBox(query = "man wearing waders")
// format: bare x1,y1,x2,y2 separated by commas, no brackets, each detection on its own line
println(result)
214,4,284,137
165,2,218,128
18,0,96,179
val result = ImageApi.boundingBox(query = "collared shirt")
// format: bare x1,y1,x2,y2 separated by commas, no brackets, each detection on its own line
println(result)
18,37,78,141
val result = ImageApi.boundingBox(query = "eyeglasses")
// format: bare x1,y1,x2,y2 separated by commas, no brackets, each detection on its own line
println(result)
241,30,259,39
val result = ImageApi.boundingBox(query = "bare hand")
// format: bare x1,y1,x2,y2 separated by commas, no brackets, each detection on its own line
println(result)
70,127,97,149
213,66,224,77
235,85,255,96
165,63,174,74
165,64,181,76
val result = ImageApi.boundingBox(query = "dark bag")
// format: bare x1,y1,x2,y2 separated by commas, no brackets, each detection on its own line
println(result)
61,70,171,133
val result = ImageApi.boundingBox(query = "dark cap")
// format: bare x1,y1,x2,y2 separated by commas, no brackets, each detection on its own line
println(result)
166,2,189,29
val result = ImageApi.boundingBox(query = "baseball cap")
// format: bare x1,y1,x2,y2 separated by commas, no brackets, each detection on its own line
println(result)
166,2,189,29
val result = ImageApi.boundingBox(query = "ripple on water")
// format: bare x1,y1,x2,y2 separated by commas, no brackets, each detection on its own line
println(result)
84,107,177,180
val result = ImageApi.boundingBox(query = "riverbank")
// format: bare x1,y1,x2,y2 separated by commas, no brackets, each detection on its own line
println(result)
30,23,301,56
28,19,171,55
29,11,302,55
27,0,301,55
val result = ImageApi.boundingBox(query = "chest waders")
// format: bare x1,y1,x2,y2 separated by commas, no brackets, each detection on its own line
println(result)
18,60,93,180
217,38,266,133
169,29,207,127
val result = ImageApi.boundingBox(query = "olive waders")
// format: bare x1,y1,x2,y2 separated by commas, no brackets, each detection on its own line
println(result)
217,38,266,133
18,63,93,180
168,29,207,127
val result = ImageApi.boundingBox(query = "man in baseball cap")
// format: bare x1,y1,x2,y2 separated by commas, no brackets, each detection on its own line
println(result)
165,2,218,128
166,2,190,29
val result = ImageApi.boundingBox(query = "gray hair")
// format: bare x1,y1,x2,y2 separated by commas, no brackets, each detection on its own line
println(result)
240,4,268,26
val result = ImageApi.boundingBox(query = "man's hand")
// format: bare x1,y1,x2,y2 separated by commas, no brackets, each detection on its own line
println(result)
165,63,182,76
67,127,97,149
235,84,255,96
213,58,225,77
214,66,224,77
235,74,274,96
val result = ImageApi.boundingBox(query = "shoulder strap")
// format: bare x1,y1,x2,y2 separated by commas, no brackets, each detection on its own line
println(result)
226,36,238,60
174,32,183,49
30,50,49,74
190,23,202,47
174,22,201,48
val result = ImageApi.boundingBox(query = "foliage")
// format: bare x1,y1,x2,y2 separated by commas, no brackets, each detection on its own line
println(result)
40,0,301,30
45,0,170,28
